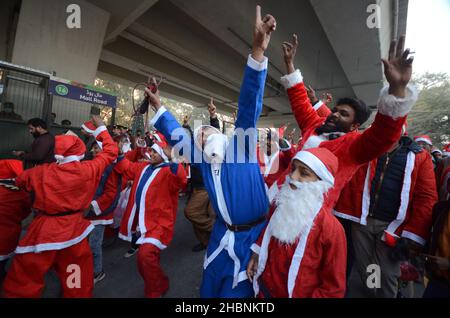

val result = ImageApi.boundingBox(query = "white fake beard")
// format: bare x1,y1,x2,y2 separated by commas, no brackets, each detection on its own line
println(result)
270,177,332,245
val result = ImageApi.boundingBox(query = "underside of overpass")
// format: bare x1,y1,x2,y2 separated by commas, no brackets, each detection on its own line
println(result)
1,0,409,128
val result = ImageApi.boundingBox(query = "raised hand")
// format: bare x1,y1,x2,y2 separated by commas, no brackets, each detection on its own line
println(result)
91,115,105,128
381,35,413,98
252,5,276,62
321,92,333,104
306,85,319,104
182,115,191,126
208,97,217,118
144,77,162,111
282,34,298,74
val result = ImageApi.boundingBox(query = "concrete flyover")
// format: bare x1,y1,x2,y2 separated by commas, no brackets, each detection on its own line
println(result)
1,0,409,128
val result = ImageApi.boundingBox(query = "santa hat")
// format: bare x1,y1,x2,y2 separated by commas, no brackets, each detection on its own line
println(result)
151,140,169,162
443,144,450,157
431,147,442,155
414,135,433,146
0,160,24,179
54,135,86,164
81,120,103,149
292,148,338,185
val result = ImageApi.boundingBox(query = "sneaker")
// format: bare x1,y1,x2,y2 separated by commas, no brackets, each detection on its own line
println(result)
94,271,106,284
124,248,138,258
191,243,207,252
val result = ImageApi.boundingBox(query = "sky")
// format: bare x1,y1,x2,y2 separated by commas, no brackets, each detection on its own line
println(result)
406,0,450,75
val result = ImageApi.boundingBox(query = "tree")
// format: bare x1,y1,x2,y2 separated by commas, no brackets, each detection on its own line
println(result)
408,72,450,148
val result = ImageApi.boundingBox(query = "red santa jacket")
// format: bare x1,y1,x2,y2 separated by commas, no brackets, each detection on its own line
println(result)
334,149,438,245
252,203,347,298
14,127,118,254
0,160,32,260
116,159,187,250
268,71,417,207
87,159,128,226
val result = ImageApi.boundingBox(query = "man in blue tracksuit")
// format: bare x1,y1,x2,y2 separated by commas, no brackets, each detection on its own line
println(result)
144,6,277,297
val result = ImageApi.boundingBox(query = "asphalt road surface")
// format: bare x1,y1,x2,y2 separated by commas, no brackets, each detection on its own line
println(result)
41,196,205,298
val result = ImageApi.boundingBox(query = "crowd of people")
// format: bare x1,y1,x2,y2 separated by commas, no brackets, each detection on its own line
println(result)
0,6,449,299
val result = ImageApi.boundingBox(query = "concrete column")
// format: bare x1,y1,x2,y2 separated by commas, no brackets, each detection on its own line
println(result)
11,0,110,84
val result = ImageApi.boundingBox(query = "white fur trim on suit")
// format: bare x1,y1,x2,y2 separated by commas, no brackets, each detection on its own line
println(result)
137,237,167,250
93,125,107,138
247,54,268,72
90,219,113,226
15,224,94,254
149,106,167,127
313,100,325,111
280,69,304,89
332,210,361,223
386,152,416,235
292,151,334,185
401,230,426,246
377,84,418,120
360,162,373,225
251,243,261,255
280,139,292,152
137,168,162,239
81,124,94,134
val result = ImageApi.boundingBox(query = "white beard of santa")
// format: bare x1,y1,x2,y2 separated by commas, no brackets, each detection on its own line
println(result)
270,176,332,245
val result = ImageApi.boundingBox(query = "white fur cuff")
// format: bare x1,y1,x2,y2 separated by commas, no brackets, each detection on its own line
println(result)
247,54,268,72
377,84,418,120
149,106,167,127
250,243,261,255
93,126,107,138
280,69,304,89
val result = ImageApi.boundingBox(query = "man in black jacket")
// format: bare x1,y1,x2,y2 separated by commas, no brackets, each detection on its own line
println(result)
12,118,55,169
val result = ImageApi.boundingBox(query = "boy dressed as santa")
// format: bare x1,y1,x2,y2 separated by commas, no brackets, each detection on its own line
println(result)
115,134,187,298
247,148,347,298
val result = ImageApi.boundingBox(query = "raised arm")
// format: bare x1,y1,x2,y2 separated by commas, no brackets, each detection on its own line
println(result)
208,98,221,130
348,36,418,165
82,116,118,177
234,5,275,131
281,35,325,132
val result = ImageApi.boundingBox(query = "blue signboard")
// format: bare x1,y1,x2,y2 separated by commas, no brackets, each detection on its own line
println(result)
49,77,117,108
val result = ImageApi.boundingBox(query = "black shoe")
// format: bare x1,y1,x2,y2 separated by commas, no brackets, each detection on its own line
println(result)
191,243,207,252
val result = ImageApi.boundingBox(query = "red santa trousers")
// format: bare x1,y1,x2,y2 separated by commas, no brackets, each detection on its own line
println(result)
137,243,169,298
2,238,93,298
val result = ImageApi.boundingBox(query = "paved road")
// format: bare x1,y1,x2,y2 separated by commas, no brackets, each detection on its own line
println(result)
42,196,205,298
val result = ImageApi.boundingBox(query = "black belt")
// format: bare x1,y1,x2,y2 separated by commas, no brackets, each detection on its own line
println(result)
37,210,82,217
225,215,267,232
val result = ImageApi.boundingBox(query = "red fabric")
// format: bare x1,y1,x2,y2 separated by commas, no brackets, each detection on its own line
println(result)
88,165,128,224
14,130,118,249
117,160,187,247
298,147,339,177
334,151,437,242
137,243,169,298
2,238,93,298
257,207,347,298
274,82,406,209
0,159,23,178
0,160,31,258
54,135,86,157
316,103,332,118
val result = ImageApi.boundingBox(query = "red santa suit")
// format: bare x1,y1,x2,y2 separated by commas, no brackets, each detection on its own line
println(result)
333,146,437,245
251,148,347,298
267,69,418,208
0,160,31,262
2,126,118,298
116,140,187,298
